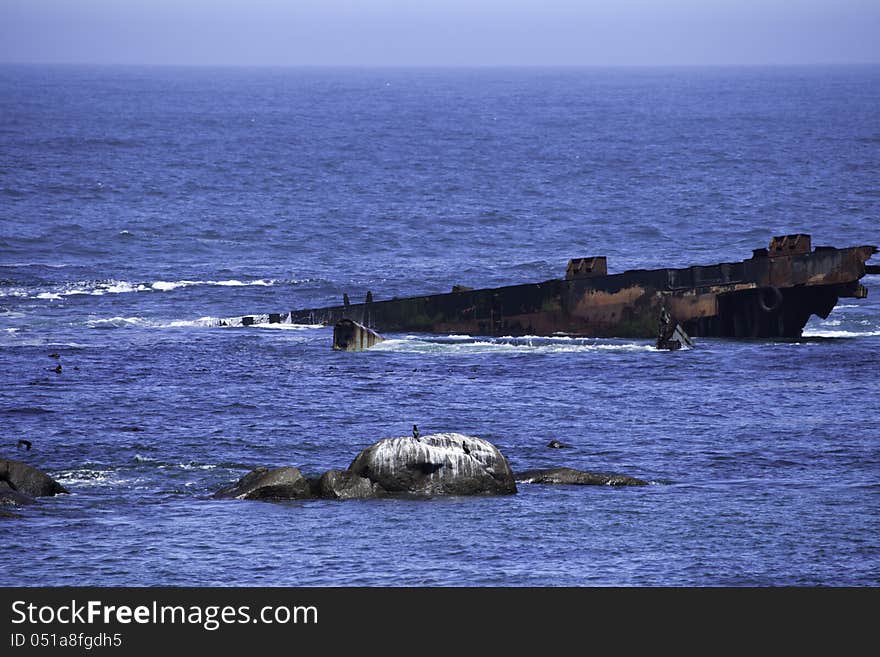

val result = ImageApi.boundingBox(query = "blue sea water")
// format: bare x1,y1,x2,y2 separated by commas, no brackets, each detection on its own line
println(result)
1,65,878,586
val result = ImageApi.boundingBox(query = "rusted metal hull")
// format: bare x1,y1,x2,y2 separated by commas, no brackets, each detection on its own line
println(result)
241,236,878,339
332,319,385,351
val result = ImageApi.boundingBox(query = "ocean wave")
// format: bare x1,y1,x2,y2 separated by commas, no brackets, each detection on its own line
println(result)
801,329,880,338
20,278,285,300
83,315,324,330
150,279,277,291
86,316,150,328
86,315,222,329
62,280,147,296
160,316,224,328
250,322,324,330
53,468,120,488
159,462,219,471
371,336,657,354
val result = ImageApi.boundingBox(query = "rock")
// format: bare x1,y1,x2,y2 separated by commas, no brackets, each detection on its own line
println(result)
213,466,315,500
0,480,36,506
0,509,22,519
0,458,68,497
546,440,571,449
318,470,383,500
349,432,516,496
515,467,647,487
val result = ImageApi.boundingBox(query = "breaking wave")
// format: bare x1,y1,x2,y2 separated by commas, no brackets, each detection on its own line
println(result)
801,329,880,338
150,279,277,291
249,322,323,330
84,315,322,330
8,278,295,300
371,335,658,355
86,316,221,329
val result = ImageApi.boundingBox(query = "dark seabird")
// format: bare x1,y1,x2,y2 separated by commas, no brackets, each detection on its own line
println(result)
343,293,350,307
53,364,62,374
366,291,373,304
461,442,470,455
412,425,420,441
17,439,32,451
49,353,60,359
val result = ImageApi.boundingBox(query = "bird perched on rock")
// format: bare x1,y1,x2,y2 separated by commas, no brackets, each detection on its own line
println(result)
412,425,420,441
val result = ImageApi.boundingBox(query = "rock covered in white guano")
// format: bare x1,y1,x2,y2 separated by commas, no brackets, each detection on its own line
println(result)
515,467,647,487
0,458,68,497
213,466,315,500
348,433,516,496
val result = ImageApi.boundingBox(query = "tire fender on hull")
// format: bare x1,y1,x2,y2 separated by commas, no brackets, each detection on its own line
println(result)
758,286,784,313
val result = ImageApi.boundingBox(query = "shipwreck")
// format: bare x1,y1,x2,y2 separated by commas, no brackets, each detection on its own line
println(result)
225,234,877,340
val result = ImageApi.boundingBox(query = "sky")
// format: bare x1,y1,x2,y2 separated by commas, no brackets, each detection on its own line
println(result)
0,0,878,67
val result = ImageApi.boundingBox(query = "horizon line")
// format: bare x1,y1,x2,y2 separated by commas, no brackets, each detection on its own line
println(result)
2,60,879,70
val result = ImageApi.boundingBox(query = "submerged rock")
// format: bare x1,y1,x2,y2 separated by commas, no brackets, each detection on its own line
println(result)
0,458,68,497
213,466,315,500
0,480,36,506
349,433,516,496
546,440,571,449
515,467,647,487
318,470,383,500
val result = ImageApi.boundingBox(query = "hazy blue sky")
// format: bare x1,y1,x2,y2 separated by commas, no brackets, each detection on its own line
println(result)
1,0,878,66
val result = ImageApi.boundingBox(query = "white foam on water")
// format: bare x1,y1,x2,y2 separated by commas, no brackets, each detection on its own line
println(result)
104,281,145,294
215,279,275,286
371,336,655,355
802,329,880,338
86,315,226,329
54,468,119,488
250,322,323,330
86,316,149,328
83,315,318,330
834,304,861,309
8,278,285,301
151,279,278,291
159,463,219,471
151,280,196,291
60,281,142,296
159,316,222,328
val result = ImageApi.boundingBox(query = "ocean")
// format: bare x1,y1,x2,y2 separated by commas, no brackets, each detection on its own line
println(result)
1,65,878,585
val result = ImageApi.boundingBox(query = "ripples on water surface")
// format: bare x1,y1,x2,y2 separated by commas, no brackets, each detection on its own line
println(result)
1,65,878,585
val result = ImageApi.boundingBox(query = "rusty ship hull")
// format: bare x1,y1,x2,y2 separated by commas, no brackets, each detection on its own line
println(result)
234,235,877,339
